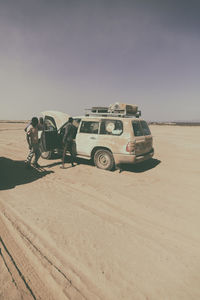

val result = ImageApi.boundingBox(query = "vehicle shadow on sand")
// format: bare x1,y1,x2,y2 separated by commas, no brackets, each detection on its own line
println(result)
0,157,54,190
41,156,90,168
119,158,161,173
42,156,161,173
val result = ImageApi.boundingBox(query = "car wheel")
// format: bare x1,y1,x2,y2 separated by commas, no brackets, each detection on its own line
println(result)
94,149,115,171
40,151,52,159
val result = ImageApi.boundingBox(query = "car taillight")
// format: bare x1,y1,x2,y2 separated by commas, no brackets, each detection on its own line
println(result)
126,141,135,153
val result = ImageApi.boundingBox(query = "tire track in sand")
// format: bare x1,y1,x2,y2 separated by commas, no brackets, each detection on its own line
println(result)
0,202,105,300
0,211,53,300
0,236,36,299
0,205,87,300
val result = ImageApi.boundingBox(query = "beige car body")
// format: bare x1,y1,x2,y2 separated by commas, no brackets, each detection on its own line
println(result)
74,116,154,166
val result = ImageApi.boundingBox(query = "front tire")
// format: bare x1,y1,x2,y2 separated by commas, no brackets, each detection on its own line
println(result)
94,149,115,171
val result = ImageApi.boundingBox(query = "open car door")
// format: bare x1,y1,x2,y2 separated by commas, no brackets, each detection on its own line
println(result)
40,115,60,152
40,111,70,152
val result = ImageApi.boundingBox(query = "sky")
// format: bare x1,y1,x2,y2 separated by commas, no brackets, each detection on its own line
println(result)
0,0,200,121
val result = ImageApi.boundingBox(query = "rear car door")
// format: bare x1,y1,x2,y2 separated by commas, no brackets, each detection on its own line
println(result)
97,119,124,153
140,120,153,153
132,120,146,155
132,120,152,155
40,116,60,151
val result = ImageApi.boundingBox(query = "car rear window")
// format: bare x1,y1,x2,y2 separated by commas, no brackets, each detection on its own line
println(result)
100,119,123,135
140,121,151,135
132,121,143,136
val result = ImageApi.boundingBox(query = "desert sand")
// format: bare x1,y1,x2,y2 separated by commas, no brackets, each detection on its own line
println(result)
0,123,200,300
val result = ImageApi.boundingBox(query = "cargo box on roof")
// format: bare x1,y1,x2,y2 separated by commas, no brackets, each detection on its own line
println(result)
108,103,138,115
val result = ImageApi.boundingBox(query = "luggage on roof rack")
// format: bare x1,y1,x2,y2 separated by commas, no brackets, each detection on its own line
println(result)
85,102,141,118
91,107,109,113
108,103,138,115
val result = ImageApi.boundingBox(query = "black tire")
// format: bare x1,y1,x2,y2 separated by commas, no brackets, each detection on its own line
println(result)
40,151,52,159
94,149,115,171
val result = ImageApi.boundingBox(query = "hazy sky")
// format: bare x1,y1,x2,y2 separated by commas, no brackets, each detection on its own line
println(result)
0,0,200,121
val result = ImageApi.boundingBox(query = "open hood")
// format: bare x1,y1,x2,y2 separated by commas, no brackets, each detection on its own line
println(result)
41,111,70,130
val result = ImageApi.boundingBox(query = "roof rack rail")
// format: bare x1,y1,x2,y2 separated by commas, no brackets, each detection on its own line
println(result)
85,108,141,118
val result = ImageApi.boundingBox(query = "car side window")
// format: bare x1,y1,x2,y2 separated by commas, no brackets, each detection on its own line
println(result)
80,121,99,134
100,120,123,135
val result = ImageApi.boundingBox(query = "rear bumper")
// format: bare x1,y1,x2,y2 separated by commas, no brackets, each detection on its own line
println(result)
113,148,154,165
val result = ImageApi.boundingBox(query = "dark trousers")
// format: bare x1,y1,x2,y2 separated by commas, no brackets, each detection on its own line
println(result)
62,141,75,165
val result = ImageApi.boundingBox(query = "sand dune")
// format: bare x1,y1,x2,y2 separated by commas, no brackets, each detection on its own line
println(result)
0,123,200,299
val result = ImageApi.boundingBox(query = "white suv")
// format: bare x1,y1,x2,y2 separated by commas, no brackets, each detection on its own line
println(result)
40,110,154,170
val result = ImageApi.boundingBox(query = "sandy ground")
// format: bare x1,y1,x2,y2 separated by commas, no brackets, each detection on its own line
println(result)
0,123,200,300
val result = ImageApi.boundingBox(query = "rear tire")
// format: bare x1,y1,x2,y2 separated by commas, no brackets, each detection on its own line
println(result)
94,149,115,171
40,151,52,159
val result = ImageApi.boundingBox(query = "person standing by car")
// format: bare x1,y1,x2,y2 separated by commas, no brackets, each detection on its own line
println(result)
25,117,41,167
61,117,76,168
24,116,44,132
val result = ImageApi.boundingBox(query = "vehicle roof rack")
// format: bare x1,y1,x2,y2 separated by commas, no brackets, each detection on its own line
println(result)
85,107,141,118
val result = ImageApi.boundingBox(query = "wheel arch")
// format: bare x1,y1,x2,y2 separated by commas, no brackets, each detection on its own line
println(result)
91,146,113,161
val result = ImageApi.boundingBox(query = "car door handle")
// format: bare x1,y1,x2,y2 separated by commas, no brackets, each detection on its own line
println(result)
90,137,96,140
